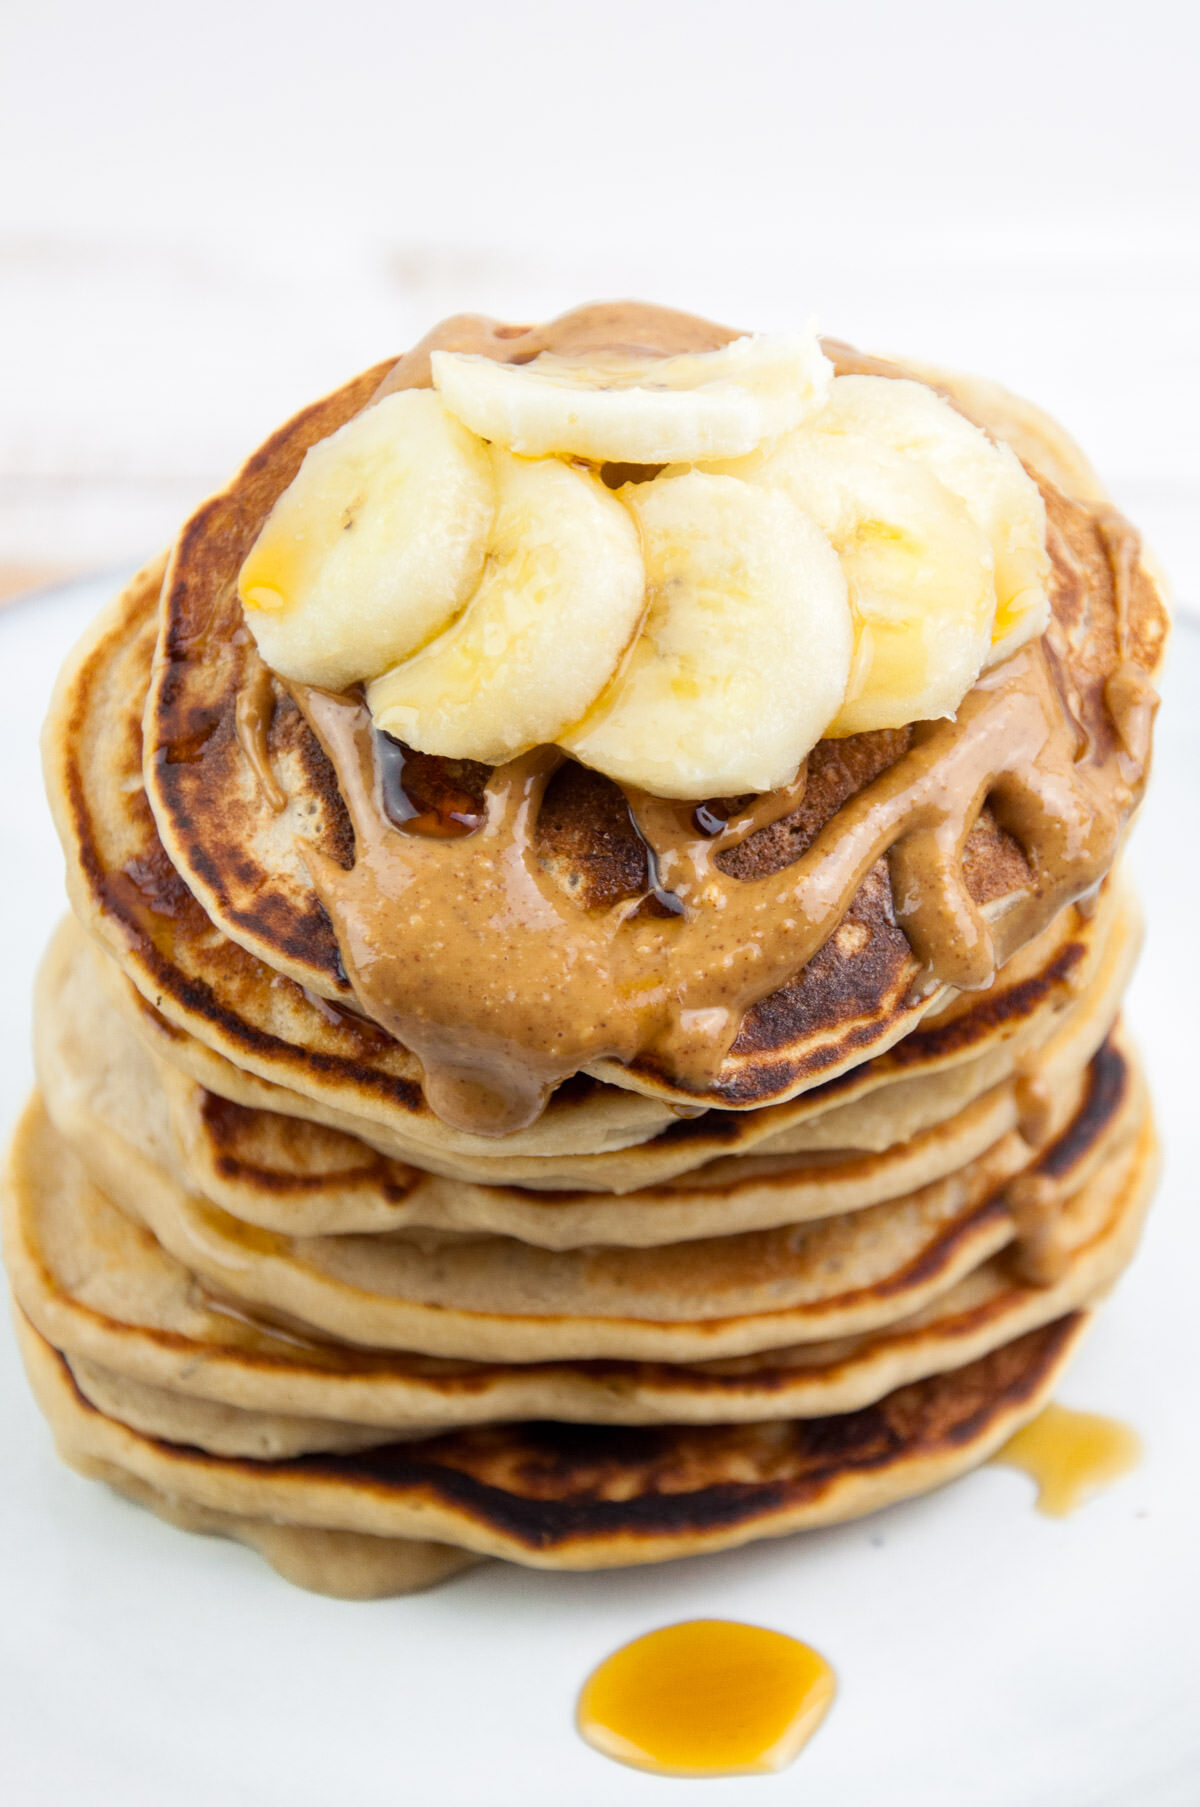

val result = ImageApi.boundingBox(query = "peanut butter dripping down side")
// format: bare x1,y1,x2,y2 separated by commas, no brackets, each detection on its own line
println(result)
234,658,286,813
276,304,1155,1138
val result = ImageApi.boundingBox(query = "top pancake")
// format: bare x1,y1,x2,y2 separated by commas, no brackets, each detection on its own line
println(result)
49,308,1167,1132
48,666,1129,1181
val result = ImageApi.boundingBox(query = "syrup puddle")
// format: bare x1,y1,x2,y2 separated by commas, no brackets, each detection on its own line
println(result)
576,1619,836,1778
992,1403,1142,1516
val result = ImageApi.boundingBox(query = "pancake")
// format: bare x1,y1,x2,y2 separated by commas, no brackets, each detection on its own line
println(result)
65,1362,415,1458
18,1308,1092,1575
39,911,1131,1247
166,879,1136,1230
31,1031,1139,1362
42,562,1074,1153
44,496,1164,1145
77,866,1134,1193
4,1088,1154,1434
123,307,1165,1130
43,567,708,1165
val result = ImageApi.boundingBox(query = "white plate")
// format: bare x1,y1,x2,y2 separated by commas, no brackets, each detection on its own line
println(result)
1,573,1197,1807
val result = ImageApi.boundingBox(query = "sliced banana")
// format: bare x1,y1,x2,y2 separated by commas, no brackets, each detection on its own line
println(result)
814,374,1050,663
431,331,832,465
561,471,853,798
715,433,996,735
367,450,645,762
238,390,494,691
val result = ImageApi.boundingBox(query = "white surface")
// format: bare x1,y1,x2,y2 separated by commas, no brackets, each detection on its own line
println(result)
0,0,1197,603
0,572,1197,1805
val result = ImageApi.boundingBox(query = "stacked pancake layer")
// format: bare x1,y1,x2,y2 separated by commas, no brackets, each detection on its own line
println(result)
4,310,1167,1598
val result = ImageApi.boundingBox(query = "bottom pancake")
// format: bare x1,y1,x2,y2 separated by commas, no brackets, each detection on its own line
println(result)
18,1308,1088,1580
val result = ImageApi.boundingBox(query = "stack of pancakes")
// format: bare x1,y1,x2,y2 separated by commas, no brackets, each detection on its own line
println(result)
4,312,1167,1598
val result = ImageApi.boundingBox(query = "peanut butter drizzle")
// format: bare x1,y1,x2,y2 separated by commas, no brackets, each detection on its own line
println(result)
234,658,287,813
370,300,738,401
1004,1171,1071,1285
268,304,1158,1138
1013,1067,1056,1146
291,638,1147,1137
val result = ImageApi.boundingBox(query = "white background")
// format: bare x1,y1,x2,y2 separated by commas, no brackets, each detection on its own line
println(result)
0,4,1198,1802
0,0,1196,603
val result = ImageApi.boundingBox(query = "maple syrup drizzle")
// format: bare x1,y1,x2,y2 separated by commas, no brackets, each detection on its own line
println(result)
992,1403,1142,1515
375,729,484,838
576,1620,836,1778
624,803,686,917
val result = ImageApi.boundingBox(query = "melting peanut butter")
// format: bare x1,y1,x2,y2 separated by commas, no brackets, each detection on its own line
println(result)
371,301,738,400
256,305,1158,1139
290,636,1156,1134
1014,1067,1057,1147
234,657,287,813
1004,1171,1070,1285
291,637,1146,1137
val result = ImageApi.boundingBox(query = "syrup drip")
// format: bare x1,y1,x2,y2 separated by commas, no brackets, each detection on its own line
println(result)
992,1403,1142,1515
375,730,485,838
192,1281,339,1355
576,1620,836,1778
625,804,686,917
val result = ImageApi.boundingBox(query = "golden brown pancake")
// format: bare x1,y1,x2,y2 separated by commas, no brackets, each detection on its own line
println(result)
27,1026,1140,1361
4,1092,1152,1439
106,871,1138,1193
17,1308,1092,1574
46,646,1135,1183
38,911,1134,1246
44,486,1163,1147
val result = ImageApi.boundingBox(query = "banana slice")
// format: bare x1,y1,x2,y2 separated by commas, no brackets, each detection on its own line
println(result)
814,374,1050,663
431,331,832,465
238,390,494,691
367,450,644,762
717,433,996,735
561,471,852,798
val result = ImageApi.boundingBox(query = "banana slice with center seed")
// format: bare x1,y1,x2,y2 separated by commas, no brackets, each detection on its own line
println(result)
813,374,1051,664
367,450,645,763
237,390,494,692
715,433,997,735
561,471,853,798
431,331,832,464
